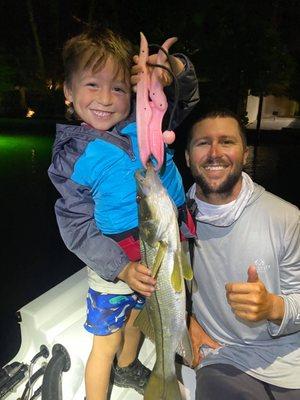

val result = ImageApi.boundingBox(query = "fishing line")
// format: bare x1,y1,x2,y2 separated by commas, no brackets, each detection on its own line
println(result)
147,44,180,132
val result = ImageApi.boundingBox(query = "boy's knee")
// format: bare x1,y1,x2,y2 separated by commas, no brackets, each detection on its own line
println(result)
92,331,123,358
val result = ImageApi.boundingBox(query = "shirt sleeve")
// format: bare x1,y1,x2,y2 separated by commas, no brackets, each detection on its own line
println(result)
48,152,130,282
268,210,300,337
163,53,200,130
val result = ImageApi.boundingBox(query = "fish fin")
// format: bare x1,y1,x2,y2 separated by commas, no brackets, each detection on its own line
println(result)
171,251,183,292
144,371,181,400
176,326,194,367
180,248,193,281
151,241,168,278
133,306,155,342
185,277,199,294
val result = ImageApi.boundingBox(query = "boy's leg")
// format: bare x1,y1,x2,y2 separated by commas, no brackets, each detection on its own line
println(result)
85,331,122,400
117,308,141,367
84,289,137,399
112,300,151,394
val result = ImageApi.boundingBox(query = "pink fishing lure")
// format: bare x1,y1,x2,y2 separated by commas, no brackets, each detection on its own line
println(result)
136,32,176,171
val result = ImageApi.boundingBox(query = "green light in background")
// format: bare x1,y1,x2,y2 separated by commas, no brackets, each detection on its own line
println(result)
0,134,53,178
0,134,52,151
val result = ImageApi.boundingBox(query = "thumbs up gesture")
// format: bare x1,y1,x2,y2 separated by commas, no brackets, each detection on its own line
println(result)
225,265,284,323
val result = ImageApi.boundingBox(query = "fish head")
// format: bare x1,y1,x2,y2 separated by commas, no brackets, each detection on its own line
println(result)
135,163,174,245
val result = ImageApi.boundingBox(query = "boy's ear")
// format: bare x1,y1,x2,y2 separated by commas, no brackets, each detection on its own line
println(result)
185,150,190,168
63,82,73,102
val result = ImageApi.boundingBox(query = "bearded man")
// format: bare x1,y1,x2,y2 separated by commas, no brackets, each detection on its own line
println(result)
185,110,300,400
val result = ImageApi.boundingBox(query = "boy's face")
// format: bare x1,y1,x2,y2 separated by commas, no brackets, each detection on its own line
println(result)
64,57,131,131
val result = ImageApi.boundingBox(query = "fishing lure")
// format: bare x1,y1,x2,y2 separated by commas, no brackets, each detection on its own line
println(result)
136,32,178,171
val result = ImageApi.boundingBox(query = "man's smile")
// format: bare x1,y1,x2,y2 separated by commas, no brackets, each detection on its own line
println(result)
204,164,228,171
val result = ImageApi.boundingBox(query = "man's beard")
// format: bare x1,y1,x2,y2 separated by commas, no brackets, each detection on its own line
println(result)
193,164,243,198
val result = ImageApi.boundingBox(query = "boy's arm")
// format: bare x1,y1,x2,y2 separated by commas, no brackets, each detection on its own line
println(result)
48,162,129,282
49,161,156,296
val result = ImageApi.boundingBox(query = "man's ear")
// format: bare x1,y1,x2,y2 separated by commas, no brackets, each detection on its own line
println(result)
243,147,249,166
63,82,73,103
185,149,190,168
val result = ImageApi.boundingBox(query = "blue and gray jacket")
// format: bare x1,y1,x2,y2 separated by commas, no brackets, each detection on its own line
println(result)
48,55,199,282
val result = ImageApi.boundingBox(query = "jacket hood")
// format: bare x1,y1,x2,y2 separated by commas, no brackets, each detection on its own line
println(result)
52,112,136,161
52,123,104,157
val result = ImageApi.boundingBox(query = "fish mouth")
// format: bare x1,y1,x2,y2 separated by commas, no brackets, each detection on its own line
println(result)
135,167,147,183
135,167,150,197
135,163,155,183
135,163,159,196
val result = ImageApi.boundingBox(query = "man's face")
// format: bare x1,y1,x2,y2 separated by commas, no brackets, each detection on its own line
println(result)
185,117,248,204
64,56,131,131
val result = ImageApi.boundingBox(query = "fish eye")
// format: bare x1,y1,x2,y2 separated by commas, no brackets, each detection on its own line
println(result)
136,194,141,203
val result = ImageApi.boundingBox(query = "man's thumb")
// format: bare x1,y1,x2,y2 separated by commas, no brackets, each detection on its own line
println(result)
247,265,259,283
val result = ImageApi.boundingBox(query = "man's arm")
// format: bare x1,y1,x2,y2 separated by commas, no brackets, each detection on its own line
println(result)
188,314,221,368
226,210,300,336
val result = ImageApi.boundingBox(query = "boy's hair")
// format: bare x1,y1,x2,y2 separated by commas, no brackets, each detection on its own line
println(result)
63,28,134,87
186,109,247,150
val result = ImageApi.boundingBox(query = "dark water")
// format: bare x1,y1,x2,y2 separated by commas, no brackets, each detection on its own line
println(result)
0,131,299,367
0,133,84,366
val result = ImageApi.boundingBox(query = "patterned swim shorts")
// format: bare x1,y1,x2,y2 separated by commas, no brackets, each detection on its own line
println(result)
84,288,145,336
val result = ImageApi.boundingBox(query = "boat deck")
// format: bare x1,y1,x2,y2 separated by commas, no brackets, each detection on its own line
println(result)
3,268,196,399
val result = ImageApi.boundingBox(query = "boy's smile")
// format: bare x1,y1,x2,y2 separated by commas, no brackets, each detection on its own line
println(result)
64,57,131,131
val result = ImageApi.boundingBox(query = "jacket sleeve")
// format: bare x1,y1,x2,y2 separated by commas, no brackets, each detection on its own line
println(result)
268,209,300,337
164,53,200,130
48,153,130,282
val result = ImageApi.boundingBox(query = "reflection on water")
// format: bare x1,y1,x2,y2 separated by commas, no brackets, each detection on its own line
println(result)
0,133,299,366
245,144,299,207
245,146,279,179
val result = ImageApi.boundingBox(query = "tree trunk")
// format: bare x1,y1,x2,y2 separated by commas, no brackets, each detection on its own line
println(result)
88,0,97,26
256,94,264,140
26,0,45,81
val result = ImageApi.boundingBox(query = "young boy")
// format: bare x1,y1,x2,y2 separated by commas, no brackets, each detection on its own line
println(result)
48,28,199,400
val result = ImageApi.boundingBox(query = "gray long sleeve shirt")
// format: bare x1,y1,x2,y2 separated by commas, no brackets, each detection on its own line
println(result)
188,183,300,388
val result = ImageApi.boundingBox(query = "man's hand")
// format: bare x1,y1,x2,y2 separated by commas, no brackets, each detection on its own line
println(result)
225,265,284,324
117,262,156,297
189,315,221,368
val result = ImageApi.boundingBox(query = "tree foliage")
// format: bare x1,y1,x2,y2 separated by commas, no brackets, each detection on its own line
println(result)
0,0,299,117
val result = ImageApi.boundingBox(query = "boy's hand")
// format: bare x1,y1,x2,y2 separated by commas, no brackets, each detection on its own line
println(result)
118,262,156,297
130,53,185,92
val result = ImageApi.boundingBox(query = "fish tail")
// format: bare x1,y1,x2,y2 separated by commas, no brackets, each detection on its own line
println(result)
144,372,182,400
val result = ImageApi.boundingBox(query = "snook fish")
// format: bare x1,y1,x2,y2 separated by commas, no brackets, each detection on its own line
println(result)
134,164,194,400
